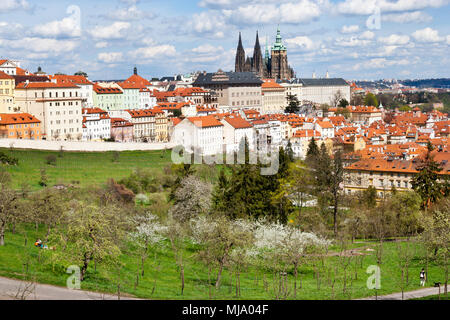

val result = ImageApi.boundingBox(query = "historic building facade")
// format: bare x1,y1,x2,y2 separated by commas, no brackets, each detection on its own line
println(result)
235,28,294,81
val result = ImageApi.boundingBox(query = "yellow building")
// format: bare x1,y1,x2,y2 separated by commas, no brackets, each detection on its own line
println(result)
0,71,16,113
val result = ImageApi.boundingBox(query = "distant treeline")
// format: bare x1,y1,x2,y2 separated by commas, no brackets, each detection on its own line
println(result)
400,78,450,89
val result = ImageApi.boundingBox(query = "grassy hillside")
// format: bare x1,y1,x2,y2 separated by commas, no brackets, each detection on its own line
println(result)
1,148,173,190
0,225,445,300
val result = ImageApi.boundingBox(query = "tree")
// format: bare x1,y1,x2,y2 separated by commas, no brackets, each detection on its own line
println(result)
211,169,231,215
74,71,88,77
411,142,445,209
285,94,300,114
420,206,449,296
331,90,345,108
129,212,167,280
30,188,68,241
364,93,378,107
338,99,349,109
305,137,320,166
0,182,18,246
282,161,314,227
191,216,254,291
169,175,212,223
361,186,377,208
52,202,126,281
389,191,423,237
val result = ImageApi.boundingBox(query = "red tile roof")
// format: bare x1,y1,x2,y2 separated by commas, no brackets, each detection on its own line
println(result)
0,113,40,125
224,116,253,129
0,71,14,80
16,81,78,89
187,115,223,128
93,84,123,94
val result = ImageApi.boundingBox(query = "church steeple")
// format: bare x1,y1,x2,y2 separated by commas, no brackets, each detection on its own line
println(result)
252,31,264,78
235,32,246,72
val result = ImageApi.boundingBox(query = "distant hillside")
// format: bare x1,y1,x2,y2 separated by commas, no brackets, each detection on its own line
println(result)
400,78,450,89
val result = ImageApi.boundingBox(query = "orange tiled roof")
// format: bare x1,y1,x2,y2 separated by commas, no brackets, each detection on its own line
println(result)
0,113,40,125
16,81,78,89
50,75,93,85
93,84,123,94
224,116,253,129
0,71,14,79
187,115,223,128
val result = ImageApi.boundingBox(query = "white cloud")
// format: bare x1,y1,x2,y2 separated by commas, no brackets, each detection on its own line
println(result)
412,27,443,43
34,9,81,38
106,5,152,21
447,35,450,45
285,36,318,51
90,22,131,40
98,52,123,63
95,41,108,48
0,21,23,36
223,0,322,24
378,34,410,45
0,0,29,12
129,45,176,60
353,57,410,70
187,11,226,38
382,11,433,23
337,0,449,15
341,25,359,34
360,31,375,40
2,37,77,54
192,44,224,54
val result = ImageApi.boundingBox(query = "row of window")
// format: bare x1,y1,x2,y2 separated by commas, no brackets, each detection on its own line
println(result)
8,124,38,129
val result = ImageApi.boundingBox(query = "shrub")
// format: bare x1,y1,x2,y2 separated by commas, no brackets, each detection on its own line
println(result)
0,151,19,165
46,154,57,166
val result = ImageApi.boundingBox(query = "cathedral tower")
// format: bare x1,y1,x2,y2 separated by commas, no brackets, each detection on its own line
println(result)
235,32,246,72
271,27,293,81
252,31,264,78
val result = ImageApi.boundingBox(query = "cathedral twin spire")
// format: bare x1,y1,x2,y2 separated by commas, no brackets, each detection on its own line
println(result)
234,28,293,80
234,31,267,78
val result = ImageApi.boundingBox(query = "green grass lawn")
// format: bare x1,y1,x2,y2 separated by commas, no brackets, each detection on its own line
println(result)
0,225,446,300
1,148,173,190
410,294,449,300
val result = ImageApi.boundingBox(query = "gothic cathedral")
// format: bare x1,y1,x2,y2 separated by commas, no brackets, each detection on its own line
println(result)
235,27,294,81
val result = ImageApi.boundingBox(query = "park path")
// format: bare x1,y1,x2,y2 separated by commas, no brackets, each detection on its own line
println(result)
357,285,448,300
0,276,139,300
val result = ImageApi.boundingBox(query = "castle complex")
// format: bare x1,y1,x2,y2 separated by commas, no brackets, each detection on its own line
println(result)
235,28,295,81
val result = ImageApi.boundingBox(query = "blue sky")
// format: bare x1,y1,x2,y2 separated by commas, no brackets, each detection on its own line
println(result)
0,0,449,81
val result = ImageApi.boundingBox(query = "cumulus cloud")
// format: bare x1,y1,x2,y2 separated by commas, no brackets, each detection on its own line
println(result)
90,22,131,40
285,36,318,51
187,11,226,39
98,52,123,63
447,35,450,45
129,45,177,60
360,31,375,40
95,41,108,48
34,6,81,38
341,25,359,34
192,44,224,54
353,57,410,70
1,37,78,54
337,0,449,15
105,5,153,21
382,11,433,23
223,0,322,25
378,34,410,45
0,0,29,12
0,21,23,37
412,27,444,43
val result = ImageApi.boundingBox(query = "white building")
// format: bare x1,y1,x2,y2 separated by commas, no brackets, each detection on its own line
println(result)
281,78,351,106
0,59,20,76
140,88,157,109
50,75,94,108
82,108,111,141
315,120,335,139
221,115,254,153
15,81,83,141
172,115,224,156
